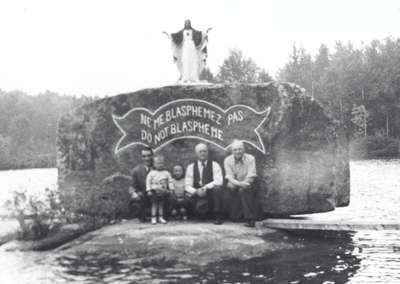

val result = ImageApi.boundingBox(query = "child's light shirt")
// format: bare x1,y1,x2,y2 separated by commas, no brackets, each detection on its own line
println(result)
172,178,185,198
146,169,174,192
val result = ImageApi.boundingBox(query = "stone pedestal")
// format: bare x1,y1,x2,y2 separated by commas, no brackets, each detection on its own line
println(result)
57,82,349,216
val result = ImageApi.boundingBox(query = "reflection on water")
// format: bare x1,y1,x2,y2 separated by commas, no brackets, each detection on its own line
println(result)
0,160,400,283
186,233,361,284
349,231,400,284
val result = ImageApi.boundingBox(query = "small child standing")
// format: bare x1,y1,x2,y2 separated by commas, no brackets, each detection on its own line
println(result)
146,155,174,224
170,164,189,221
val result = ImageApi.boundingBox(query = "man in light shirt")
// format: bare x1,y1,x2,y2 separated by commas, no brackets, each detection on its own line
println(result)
185,143,224,224
224,140,257,227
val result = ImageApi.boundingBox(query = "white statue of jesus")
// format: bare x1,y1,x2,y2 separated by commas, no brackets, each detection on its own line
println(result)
164,20,211,83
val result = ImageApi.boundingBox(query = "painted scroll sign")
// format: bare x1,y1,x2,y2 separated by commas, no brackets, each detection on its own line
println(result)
113,99,271,154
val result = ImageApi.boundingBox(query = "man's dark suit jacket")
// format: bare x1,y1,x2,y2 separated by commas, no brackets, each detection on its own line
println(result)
131,164,149,193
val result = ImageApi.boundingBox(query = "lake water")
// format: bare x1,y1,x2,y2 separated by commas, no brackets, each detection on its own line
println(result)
0,160,399,283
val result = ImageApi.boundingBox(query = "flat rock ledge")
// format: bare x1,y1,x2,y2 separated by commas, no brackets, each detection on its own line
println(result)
1,223,89,252
51,220,300,266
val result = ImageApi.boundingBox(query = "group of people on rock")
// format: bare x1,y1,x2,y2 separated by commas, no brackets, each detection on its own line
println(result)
129,140,259,227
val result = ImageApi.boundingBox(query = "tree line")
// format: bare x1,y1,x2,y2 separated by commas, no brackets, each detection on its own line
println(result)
278,38,400,139
276,38,400,158
210,39,400,158
0,90,92,169
2,37,400,169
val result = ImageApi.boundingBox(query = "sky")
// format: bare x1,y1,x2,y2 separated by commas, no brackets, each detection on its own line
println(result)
0,0,399,97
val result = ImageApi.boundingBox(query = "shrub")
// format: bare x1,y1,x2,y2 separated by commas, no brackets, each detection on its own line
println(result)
60,173,132,229
5,188,63,240
350,135,399,159
366,135,399,158
349,138,368,159
5,173,132,241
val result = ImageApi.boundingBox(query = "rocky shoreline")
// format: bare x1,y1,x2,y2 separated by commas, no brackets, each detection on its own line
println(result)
56,220,299,266
1,220,301,266
1,223,89,251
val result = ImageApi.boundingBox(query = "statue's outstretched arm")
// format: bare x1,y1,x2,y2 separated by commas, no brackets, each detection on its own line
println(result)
162,31,170,39
199,28,212,50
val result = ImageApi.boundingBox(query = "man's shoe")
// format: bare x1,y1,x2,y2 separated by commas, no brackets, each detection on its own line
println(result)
245,220,255,227
214,218,223,225
151,217,157,225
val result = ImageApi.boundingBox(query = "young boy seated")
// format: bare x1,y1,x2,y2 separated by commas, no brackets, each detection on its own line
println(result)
146,154,174,224
170,164,189,220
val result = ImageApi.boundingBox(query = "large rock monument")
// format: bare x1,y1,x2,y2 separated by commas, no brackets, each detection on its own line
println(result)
57,82,349,217
56,20,349,218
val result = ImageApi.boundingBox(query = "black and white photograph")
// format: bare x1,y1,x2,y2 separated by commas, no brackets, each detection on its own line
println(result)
0,0,400,283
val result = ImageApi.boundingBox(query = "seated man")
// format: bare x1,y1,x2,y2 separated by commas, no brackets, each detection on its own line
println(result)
224,140,257,227
185,143,224,224
129,146,154,222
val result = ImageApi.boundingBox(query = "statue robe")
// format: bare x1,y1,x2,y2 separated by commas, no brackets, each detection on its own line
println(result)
170,28,208,82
